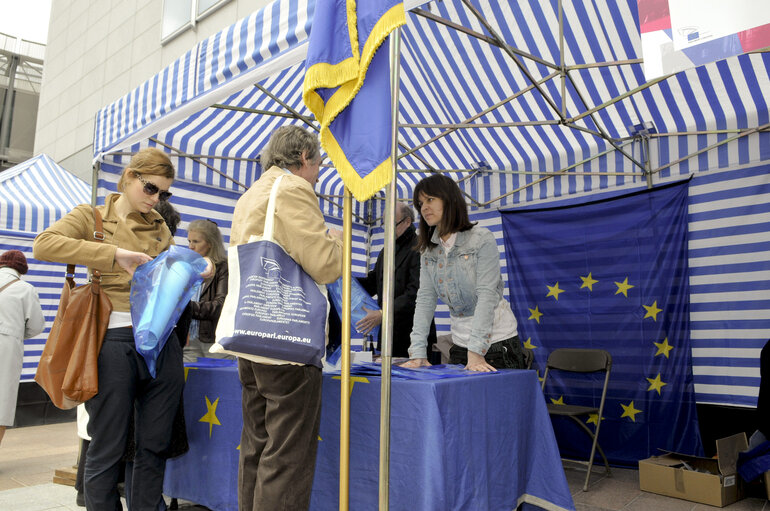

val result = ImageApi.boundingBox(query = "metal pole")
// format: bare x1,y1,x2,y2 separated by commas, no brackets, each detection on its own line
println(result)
91,161,100,206
0,54,19,156
558,0,566,117
378,28,401,511
339,187,353,511
643,136,653,188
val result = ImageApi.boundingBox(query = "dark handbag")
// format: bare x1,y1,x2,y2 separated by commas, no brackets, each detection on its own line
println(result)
35,206,113,410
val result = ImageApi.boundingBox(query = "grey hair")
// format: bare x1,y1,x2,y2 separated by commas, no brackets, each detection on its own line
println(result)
398,202,415,223
260,125,321,171
188,219,227,265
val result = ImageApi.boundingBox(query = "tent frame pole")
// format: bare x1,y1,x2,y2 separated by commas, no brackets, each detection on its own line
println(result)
149,137,249,190
91,161,100,207
378,28,402,511
340,187,353,511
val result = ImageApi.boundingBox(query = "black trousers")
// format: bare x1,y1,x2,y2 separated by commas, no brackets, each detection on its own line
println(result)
83,328,184,511
449,335,526,369
759,339,770,438
237,359,322,511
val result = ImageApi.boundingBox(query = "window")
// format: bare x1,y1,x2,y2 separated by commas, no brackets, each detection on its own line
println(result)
161,0,233,43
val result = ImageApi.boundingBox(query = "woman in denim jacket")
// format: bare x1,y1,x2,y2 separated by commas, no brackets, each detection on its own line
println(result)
402,174,526,372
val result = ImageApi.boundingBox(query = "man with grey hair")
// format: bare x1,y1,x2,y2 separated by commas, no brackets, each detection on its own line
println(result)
358,202,436,358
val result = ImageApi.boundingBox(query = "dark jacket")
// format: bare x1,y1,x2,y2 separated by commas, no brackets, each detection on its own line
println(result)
359,225,437,357
190,260,228,344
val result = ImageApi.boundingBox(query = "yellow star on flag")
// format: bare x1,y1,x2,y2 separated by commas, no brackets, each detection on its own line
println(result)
550,396,564,405
614,277,634,297
580,273,598,291
333,375,370,396
647,373,667,395
199,396,221,437
546,282,565,301
620,401,642,422
654,337,674,359
528,306,543,323
523,337,537,350
643,301,662,321
587,413,604,425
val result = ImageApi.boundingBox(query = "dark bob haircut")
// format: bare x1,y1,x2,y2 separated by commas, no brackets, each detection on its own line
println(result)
412,174,474,252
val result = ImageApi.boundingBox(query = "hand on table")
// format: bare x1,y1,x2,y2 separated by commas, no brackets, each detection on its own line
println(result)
466,351,497,372
399,358,432,369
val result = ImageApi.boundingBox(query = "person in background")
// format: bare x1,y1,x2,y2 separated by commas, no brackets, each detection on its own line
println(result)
33,147,213,511
357,202,437,359
229,126,342,511
0,250,45,446
401,174,526,372
185,219,228,361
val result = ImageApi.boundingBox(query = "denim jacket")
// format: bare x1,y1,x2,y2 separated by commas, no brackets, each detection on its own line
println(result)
409,225,509,359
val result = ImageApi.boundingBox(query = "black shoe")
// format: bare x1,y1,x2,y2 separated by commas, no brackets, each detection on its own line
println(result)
76,492,85,507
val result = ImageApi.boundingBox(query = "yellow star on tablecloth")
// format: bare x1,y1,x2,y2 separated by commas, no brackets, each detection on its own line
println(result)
654,337,674,359
199,396,221,437
614,277,634,297
587,413,604,425
550,396,564,405
647,373,667,395
620,401,642,422
643,301,662,321
333,375,370,396
184,367,197,381
528,306,543,323
523,337,537,350
546,282,565,301
580,273,598,291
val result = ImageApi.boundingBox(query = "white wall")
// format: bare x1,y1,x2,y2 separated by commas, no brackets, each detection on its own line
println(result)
34,0,271,182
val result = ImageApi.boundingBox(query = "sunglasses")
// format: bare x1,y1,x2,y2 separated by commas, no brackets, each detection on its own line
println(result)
134,172,172,201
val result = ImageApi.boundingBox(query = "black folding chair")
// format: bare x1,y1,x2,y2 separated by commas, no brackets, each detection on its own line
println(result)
541,348,612,491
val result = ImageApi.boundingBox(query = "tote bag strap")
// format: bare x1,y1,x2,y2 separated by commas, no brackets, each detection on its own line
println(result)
262,174,285,243
66,206,105,287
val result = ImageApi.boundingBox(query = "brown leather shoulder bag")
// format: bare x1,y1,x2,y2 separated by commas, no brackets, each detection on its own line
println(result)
35,206,113,409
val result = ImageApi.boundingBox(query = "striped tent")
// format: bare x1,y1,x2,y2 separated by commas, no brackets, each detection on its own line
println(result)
93,0,770,407
0,154,90,381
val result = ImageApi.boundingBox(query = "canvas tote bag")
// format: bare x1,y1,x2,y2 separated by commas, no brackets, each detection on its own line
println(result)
35,206,113,409
212,175,328,367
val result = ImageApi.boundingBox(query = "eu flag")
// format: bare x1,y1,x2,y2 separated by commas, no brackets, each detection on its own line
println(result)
303,0,405,201
500,180,702,465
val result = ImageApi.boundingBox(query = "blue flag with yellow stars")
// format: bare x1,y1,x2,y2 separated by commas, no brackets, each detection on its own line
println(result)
302,0,405,201
500,180,703,465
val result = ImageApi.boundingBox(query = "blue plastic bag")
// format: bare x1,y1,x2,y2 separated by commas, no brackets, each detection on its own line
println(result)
327,277,381,342
130,245,207,376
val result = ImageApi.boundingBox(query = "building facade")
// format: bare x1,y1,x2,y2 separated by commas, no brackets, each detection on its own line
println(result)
35,0,270,182
0,33,44,172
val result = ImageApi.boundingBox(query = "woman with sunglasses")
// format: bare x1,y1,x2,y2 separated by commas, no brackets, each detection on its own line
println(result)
34,147,212,510
401,174,526,372
184,219,229,361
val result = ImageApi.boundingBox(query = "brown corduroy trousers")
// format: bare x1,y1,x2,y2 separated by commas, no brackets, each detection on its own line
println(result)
237,359,322,511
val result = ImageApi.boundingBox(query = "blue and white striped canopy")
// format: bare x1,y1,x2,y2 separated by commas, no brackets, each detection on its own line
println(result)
1,154,91,234
93,0,770,407
0,154,91,382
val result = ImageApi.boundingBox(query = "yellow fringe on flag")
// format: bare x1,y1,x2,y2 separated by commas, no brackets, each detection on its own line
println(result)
303,3,406,202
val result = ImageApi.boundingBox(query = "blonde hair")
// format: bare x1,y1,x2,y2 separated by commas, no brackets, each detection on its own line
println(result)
188,219,226,264
117,147,175,192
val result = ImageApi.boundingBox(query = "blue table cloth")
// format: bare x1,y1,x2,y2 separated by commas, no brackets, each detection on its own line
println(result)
164,363,574,511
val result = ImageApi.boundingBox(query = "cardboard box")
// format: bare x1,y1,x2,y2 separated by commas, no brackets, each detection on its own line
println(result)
638,433,748,507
